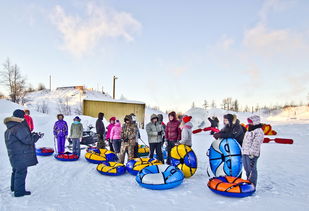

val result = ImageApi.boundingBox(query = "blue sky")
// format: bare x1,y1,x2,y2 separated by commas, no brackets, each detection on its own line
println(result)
0,0,308,112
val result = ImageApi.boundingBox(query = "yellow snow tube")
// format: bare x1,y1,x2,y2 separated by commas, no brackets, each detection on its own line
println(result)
85,148,117,164
138,145,150,157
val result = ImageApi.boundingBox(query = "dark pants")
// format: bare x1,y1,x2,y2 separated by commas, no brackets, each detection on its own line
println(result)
112,139,122,153
107,139,114,152
166,140,177,165
149,143,164,163
243,155,259,186
97,134,105,149
134,142,138,158
11,167,28,194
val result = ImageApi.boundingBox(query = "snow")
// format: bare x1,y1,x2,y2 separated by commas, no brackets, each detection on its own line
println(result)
267,106,309,122
1,100,309,211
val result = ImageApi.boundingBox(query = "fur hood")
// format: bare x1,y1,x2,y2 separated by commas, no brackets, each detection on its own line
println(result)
4,116,24,124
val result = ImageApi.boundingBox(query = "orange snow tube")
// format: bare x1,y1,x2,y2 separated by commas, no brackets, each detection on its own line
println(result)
262,124,277,135
208,176,255,197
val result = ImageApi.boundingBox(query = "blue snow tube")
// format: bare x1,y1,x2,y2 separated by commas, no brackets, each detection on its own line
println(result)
136,165,184,190
97,162,126,176
154,149,168,160
208,138,242,177
36,147,54,156
54,152,79,161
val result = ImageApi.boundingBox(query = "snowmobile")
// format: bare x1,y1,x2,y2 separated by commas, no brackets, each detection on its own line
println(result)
67,124,98,150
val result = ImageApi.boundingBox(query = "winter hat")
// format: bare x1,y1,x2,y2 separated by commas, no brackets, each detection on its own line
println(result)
248,115,261,125
168,111,176,118
183,116,192,123
124,115,132,122
98,112,104,119
223,114,234,125
110,117,116,122
74,116,81,121
13,109,25,118
157,114,163,122
150,114,158,121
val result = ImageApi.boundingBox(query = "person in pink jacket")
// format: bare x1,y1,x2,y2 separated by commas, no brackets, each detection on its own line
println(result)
110,120,122,157
106,117,116,152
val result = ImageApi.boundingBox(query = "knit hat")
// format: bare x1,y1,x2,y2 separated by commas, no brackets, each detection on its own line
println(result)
183,116,192,123
110,117,116,122
74,116,81,121
247,115,261,125
223,114,234,125
13,109,25,118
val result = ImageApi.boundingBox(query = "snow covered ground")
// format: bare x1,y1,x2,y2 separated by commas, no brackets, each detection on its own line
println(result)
1,100,309,211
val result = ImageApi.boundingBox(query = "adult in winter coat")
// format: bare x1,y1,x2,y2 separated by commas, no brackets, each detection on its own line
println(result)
96,112,106,149
130,113,141,158
69,116,83,157
157,114,166,146
179,116,193,147
24,109,34,132
146,114,165,163
213,114,245,146
53,114,68,153
110,120,122,156
242,115,264,187
208,116,219,135
106,117,116,152
165,111,181,165
119,115,137,163
4,109,42,197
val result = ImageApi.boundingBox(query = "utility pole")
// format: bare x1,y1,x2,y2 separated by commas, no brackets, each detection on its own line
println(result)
49,75,52,91
113,76,118,99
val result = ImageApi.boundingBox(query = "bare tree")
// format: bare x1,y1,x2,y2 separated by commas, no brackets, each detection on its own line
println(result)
57,97,71,115
0,58,26,103
232,99,239,112
192,101,195,108
211,100,216,109
36,100,49,114
203,100,208,110
37,83,46,91
221,98,233,110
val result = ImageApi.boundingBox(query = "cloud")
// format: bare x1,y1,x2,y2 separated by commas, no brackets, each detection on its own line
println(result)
258,0,296,23
50,3,141,57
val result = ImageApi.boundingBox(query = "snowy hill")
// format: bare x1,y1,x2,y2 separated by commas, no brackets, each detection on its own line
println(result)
267,106,309,122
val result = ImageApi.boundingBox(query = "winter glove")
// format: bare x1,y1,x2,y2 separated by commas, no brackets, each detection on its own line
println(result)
213,133,220,139
158,131,163,136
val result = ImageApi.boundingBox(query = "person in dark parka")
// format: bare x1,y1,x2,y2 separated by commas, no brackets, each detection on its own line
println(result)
208,116,219,135
4,109,41,197
213,114,245,146
96,112,106,149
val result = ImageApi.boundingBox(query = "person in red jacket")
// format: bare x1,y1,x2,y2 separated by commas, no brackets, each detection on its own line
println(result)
165,111,181,164
24,109,34,132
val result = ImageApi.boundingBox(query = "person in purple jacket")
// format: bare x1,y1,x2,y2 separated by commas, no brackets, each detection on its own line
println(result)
53,114,68,153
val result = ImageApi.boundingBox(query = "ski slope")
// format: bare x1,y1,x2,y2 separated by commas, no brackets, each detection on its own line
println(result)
0,100,309,211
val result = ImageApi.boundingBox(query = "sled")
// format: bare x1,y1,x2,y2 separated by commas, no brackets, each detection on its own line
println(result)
263,138,293,144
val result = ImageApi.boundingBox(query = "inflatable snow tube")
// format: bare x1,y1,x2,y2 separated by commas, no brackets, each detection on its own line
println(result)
54,152,79,161
126,158,162,176
170,144,197,178
262,124,277,135
97,162,126,176
208,176,255,198
36,147,54,156
208,138,242,177
154,149,168,160
138,145,150,157
85,148,118,164
136,165,184,190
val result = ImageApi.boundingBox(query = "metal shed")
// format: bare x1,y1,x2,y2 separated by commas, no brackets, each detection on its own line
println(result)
83,99,146,128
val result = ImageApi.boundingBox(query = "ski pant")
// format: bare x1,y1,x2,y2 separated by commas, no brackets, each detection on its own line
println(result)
112,139,122,153
119,140,135,164
134,142,138,158
149,143,164,163
97,134,105,149
71,138,81,157
57,136,66,153
107,139,114,152
166,140,178,165
11,167,27,194
243,155,259,186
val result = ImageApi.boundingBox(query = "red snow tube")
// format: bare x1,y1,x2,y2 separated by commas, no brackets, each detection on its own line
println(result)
263,138,293,144
193,129,203,134
193,127,219,134
36,147,54,156
54,152,79,161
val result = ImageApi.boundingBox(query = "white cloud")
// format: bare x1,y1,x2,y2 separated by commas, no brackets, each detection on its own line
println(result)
258,0,296,23
50,3,141,57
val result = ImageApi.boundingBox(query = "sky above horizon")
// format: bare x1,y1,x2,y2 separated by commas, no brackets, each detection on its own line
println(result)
0,0,308,112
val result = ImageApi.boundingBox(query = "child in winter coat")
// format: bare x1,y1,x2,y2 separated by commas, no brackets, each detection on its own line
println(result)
242,115,264,187
179,116,193,147
106,117,116,152
110,120,122,157
165,111,181,165
24,109,34,131
53,114,68,153
70,116,83,157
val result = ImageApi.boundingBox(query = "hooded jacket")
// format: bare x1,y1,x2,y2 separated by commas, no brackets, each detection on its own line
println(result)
110,122,122,140
165,112,181,141
214,114,245,146
146,114,165,144
242,115,264,157
96,113,105,136
179,122,193,146
4,117,40,169
121,115,137,141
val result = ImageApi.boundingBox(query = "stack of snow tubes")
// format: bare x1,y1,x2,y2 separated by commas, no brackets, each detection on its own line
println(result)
170,144,197,178
136,165,184,190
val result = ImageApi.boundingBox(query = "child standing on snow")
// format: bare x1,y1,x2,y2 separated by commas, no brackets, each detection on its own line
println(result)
106,117,116,152
24,109,34,132
242,115,264,187
178,116,193,147
110,120,122,159
69,116,83,157
53,114,68,154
